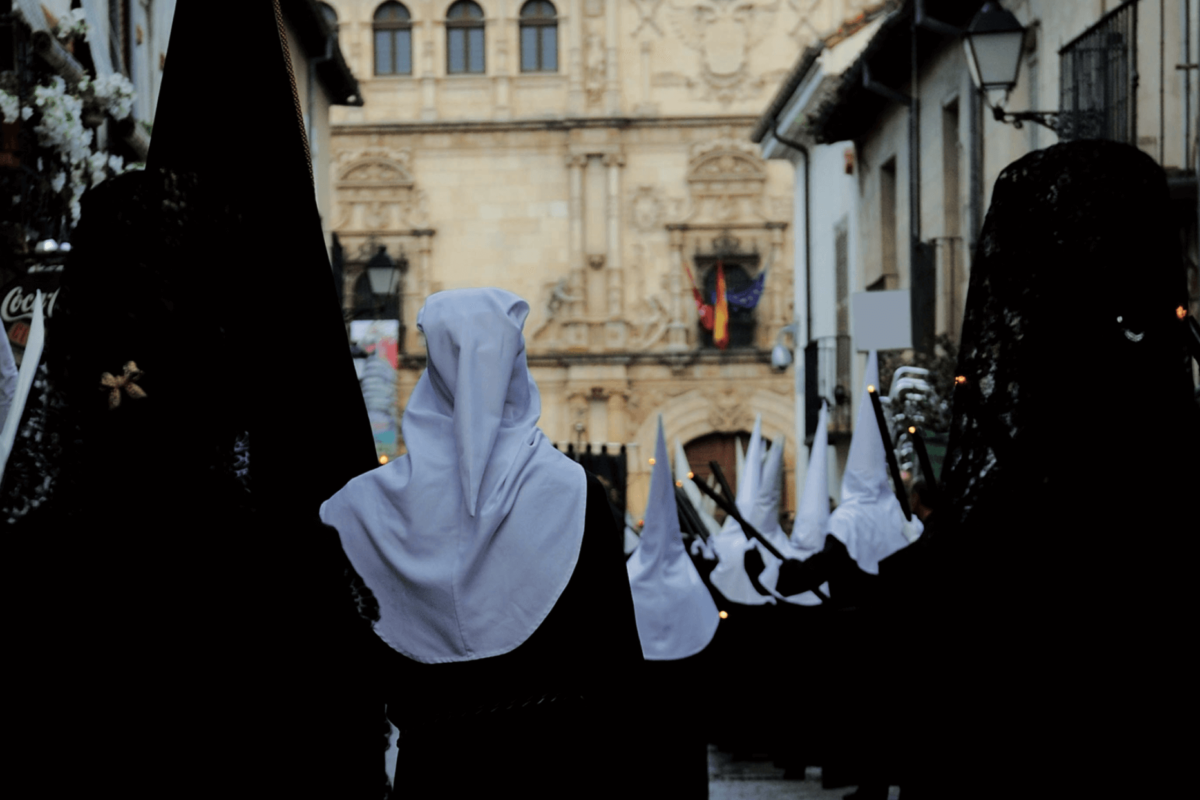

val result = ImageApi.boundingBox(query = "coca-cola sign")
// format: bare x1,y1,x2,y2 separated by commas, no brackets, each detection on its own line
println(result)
1,264,62,326
1,284,60,324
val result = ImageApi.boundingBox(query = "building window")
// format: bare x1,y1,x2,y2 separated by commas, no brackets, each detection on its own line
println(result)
446,1,485,74
519,0,557,72
698,258,759,349
374,2,412,76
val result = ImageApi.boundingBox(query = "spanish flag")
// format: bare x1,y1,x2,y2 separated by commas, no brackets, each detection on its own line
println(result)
713,260,730,349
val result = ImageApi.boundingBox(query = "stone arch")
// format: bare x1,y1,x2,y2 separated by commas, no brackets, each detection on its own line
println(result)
686,150,767,195
337,157,415,189
625,386,796,517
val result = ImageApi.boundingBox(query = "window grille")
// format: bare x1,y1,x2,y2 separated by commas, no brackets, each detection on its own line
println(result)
374,2,413,76
1058,0,1138,143
519,0,557,73
447,1,485,75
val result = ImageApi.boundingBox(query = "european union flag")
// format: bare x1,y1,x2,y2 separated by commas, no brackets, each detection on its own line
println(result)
711,269,767,311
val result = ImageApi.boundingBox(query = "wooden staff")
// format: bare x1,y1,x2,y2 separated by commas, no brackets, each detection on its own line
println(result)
674,485,709,543
867,386,913,521
908,426,938,488
691,462,787,561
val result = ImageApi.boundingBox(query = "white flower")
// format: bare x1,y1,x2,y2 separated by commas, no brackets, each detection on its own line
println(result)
108,154,124,173
55,9,90,41
21,106,32,120
0,89,18,123
49,172,66,193
91,73,135,121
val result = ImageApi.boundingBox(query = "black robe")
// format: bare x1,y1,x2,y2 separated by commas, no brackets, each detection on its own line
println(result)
323,473,647,798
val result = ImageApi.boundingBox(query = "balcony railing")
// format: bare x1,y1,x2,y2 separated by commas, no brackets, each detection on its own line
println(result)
804,334,853,442
1059,0,1138,144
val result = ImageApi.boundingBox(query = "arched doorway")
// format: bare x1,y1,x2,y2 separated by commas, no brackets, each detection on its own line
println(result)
683,431,787,524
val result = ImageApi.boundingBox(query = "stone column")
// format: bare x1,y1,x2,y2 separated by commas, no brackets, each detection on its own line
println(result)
603,0,620,115
421,17,437,121
667,227,689,350
567,0,585,115
565,155,588,349
493,0,511,120
606,388,627,446
603,152,625,348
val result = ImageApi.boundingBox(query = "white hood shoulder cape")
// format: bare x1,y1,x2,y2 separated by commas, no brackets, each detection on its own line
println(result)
626,417,720,660
320,289,588,663
826,351,921,575
708,415,780,605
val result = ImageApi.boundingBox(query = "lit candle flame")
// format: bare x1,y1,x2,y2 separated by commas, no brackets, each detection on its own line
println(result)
638,520,644,527
955,375,967,385
867,384,876,393
648,458,656,465
687,471,694,479
675,480,683,487
908,426,916,434
378,454,389,465
718,610,729,619
1178,306,1188,321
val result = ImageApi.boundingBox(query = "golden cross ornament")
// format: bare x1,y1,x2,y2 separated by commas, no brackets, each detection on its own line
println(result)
99,361,147,410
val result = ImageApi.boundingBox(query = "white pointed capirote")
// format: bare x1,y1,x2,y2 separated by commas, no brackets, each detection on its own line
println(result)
723,413,764,535
709,415,777,605
675,438,722,538
827,351,921,575
320,289,588,663
746,435,789,554
791,400,832,557
627,416,720,660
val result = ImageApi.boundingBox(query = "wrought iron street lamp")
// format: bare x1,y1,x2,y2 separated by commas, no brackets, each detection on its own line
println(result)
963,2,1059,132
365,245,400,300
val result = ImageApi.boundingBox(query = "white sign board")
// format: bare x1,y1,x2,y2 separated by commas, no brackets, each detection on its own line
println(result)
851,289,912,351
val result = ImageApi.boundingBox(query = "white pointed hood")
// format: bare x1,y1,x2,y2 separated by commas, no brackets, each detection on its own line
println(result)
790,400,831,557
827,351,921,575
320,289,588,663
627,417,720,660
745,435,789,553
709,415,778,605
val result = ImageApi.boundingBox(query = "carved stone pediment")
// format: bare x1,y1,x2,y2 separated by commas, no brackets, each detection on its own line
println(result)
333,148,427,232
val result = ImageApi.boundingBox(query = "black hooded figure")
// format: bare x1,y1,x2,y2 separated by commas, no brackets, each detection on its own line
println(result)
4,2,383,796
896,140,1200,798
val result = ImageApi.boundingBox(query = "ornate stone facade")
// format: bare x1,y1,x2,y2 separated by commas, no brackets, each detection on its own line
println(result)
325,0,867,516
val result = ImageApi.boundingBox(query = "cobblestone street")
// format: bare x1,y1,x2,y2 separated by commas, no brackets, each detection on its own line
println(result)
707,747,899,800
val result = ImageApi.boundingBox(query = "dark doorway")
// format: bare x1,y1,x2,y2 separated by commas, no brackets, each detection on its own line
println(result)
684,430,751,522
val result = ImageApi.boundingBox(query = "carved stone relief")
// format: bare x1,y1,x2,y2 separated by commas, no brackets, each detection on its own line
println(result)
673,135,771,224
664,0,781,104
704,384,751,432
630,0,664,37
333,147,428,232
584,26,607,105
629,185,666,233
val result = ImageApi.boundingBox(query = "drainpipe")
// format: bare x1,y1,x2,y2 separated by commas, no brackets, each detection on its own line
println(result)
770,117,812,497
771,118,812,344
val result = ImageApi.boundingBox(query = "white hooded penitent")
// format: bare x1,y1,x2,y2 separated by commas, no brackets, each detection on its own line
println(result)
320,289,588,663
708,415,779,605
627,417,720,660
827,351,921,575
790,400,832,558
